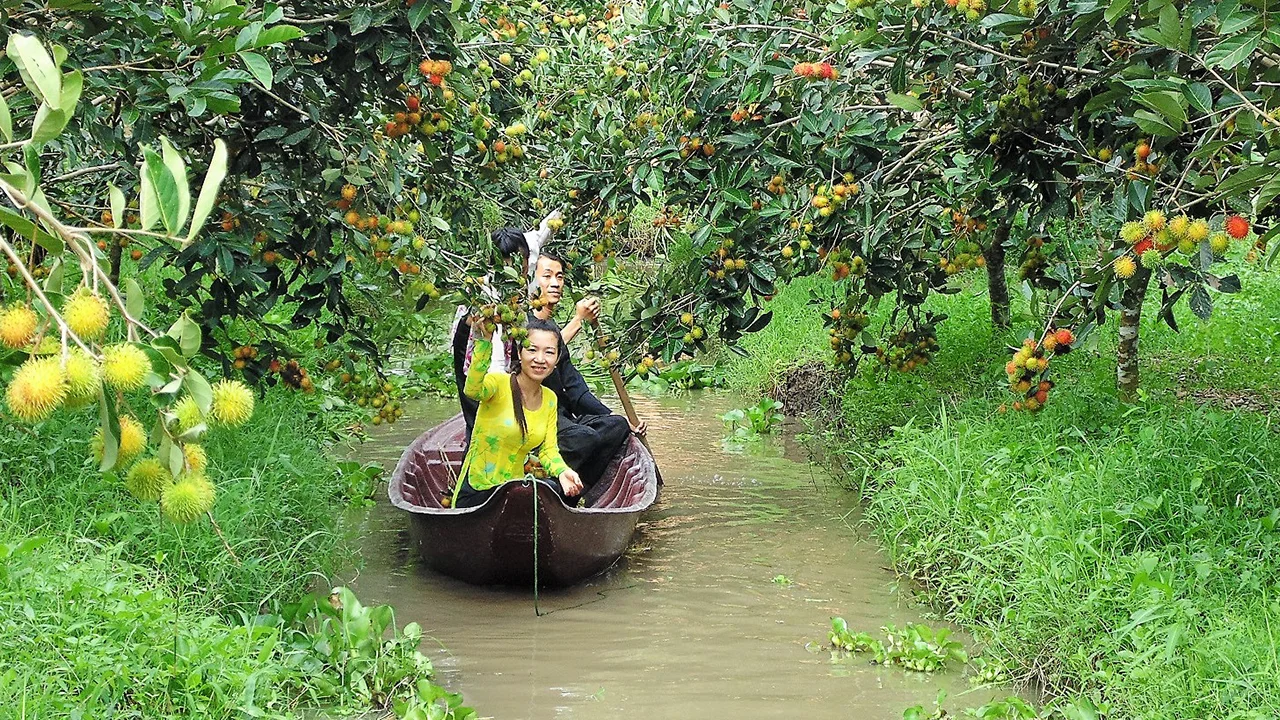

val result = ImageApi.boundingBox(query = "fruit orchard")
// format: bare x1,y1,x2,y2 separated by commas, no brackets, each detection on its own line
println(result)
2,0,1279,521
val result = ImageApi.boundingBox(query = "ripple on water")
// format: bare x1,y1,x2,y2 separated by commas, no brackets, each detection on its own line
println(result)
344,392,1015,720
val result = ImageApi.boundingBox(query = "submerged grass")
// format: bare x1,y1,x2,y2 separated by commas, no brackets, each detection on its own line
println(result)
726,263,1280,718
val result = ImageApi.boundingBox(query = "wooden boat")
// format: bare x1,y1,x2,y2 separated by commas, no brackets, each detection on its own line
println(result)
387,413,661,587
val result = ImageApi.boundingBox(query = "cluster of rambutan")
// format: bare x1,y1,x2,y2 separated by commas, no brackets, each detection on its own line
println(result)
706,238,749,280
678,135,715,159
1112,210,1251,280
810,177,860,218
941,0,987,20
384,94,451,140
877,326,939,372
1004,329,1072,411
793,62,838,81
417,58,454,88
939,209,987,277
828,307,870,366
828,249,867,281
338,371,403,426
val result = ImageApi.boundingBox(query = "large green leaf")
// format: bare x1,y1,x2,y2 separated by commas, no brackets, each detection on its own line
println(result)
7,34,62,108
185,139,228,246
254,25,305,47
0,206,63,253
1134,90,1187,131
239,51,273,90
1204,32,1260,69
108,184,125,229
30,105,69,144
0,94,11,143
142,145,181,235
139,166,159,232
159,137,191,235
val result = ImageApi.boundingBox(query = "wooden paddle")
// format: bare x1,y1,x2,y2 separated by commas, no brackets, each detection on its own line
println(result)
588,317,661,483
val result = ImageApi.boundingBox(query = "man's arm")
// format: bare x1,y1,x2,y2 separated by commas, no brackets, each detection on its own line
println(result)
560,296,601,345
555,338,613,417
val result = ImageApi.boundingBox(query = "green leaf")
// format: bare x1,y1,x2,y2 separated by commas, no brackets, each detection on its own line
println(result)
979,13,1031,32
1205,32,1260,69
239,52,273,90
108,184,125,229
1184,83,1213,115
408,1,432,29
886,92,923,112
254,25,305,47
0,94,11,143
30,105,69,144
97,387,120,472
184,370,213,414
59,69,82,112
1157,4,1183,51
167,315,202,358
1134,90,1187,131
185,139,228,246
349,7,372,34
139,165,159,232
1132,109,1179,137
125,278,144,319
159,137,191,236
1105,0,1132,24
0,206,62,253
142,146,181,235
7,34,62,108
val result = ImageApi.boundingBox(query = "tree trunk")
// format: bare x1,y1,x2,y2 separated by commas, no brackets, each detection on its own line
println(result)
1116,266,1153,402
983,222,1011,329
109,242,123,285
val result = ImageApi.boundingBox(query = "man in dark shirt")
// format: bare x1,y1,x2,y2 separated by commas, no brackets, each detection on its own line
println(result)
529,252,645,488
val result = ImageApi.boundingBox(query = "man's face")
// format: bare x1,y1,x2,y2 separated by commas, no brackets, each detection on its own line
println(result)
534,256,564,306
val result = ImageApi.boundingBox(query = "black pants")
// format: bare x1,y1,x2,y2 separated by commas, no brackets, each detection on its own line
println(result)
557,413,632,488
455,476,570,508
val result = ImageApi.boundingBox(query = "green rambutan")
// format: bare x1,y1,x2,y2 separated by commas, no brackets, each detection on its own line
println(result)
125,458,174,502
63,288,110,340
171,396,206,437
1178,236,1198,255
1140,249,1164,269
4,356,67,423
91,415,147,465
102,343,151,392
160,474,215,523
210,380,254,427
1186,219,1210,242
1210,232,1230,256
1119,221,1145,245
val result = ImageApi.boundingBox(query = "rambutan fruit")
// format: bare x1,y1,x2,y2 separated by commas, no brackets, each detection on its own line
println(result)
160,474,215,523
1187,219,1209,242
125,459,174,502
63,288,110,340
183,443,208,475
1114,255,1137,279
1133,238,1154,256
1140,249,1163,269
210,380,254,426
1119,221,1145,245
1042,335,1058,352
1054,328,1074,346
171,396,206,437
102,343,151,392
0,304,39,349
63,349,101,407
1210,232,1231,256
5,356,67,423
91,414,147,465
1142,210,1166,233
1167,215,1190,239
1225,214,1250,239
1178,236,1197,255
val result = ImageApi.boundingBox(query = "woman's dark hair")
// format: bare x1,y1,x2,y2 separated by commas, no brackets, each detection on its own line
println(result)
491,227,530,270
508,318,562,439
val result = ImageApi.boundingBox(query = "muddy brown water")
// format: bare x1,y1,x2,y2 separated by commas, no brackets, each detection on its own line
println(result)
345,392,1011,719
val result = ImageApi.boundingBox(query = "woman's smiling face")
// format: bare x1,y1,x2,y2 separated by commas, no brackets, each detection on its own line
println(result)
519,328,560,382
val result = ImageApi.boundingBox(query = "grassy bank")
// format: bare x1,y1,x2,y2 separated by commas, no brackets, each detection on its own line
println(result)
725,265,1280,718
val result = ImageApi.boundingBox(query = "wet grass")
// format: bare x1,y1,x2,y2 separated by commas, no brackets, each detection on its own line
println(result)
724,262,1280,718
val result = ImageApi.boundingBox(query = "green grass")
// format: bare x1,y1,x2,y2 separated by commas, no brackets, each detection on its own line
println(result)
0,389,350,614
726,262,1280,718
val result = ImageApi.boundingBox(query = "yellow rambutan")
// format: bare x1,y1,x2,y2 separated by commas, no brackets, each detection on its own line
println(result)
0,304,38,349
102,343,151,392
1114,255,1137,279
64,349,101,407
125,458,174,502
182,443,208,475
1210,232,1231,256
91,415,147,466
160,474,215,523
1119,221,1145,245
63,288,110,340
210,380,254,426
4,356,66,422
1187,219,1210,243
1167,215,1191,239
1142,210,1166,233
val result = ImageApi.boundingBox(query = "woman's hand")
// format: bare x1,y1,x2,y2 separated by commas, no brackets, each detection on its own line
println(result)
630,418,648,437
558,468,584,497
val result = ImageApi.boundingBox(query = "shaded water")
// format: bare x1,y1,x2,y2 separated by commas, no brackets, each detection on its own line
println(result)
346,392,1009,719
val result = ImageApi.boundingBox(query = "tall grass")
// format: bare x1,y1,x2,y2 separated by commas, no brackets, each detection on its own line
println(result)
725,261,1280,717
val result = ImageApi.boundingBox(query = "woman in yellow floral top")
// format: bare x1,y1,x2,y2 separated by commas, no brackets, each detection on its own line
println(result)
454,316,583,508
